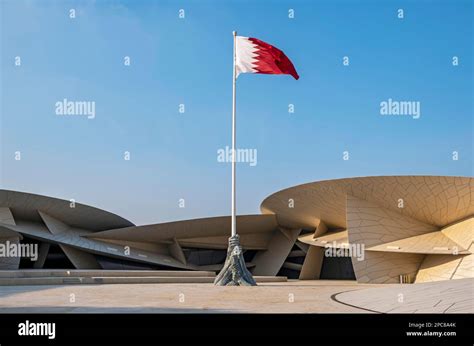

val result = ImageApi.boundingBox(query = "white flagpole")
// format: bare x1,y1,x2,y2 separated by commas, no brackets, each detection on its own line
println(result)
231,30,237,238
214,31,256,286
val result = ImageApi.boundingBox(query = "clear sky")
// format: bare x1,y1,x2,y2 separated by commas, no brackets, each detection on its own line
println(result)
1,0,472,225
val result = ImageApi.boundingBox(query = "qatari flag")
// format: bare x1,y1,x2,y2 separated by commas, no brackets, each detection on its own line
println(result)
235,36,299,80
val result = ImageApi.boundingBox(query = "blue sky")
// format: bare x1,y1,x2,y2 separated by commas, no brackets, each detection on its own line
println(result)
1,0,472,225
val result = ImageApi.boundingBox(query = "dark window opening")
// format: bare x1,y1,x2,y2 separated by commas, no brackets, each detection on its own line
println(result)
182,248,227,266
42,244,75,269
319,255,355,280
278,267,300,279
18,236,42,269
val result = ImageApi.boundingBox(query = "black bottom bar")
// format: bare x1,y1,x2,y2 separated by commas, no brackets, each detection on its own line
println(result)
0,313,472,345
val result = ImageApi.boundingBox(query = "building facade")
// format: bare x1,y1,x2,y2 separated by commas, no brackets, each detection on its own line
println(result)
0,175,472,284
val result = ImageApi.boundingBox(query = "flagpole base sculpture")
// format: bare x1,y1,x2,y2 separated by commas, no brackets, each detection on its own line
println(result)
214,234,257,286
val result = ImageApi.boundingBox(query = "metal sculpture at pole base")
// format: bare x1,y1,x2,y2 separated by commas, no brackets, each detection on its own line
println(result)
214,234,257,286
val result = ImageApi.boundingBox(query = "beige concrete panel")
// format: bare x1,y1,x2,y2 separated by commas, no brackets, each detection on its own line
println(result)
168,238,186,265
261,181,348,229
452,251,474,280
299,229,348,248
92,238,171,254
353,251,424,283
39,211,101,268
261,176,474,229
367,231,469,255
294,241,309,253
346,194,472,283
252,228,301,276
416,242,474,283
0,207,16,225
415,254,463,283
178,232,271,250
60,245,101,269
441,217,473,250
40,212,105,268
299,246,325,280
313,220,328,238
346,195,438,249
33,243,50,269
39,211,69,234
86,214,278,243
0,190,133,231
345,176,473,228
0,226,22,239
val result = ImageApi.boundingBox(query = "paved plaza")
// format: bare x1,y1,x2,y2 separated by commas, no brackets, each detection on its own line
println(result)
0,279,471,313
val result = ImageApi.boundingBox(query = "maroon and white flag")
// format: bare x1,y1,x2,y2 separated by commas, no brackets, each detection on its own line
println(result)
235,36,299,80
